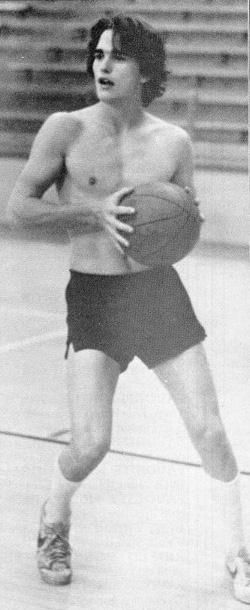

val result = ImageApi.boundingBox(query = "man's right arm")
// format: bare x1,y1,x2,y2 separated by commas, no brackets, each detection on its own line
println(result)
6,112,103,231
7,111,135,245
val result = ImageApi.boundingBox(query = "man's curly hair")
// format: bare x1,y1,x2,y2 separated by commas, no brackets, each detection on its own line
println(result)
86,14,168,107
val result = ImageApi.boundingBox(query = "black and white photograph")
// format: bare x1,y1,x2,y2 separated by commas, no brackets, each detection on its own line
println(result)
0,1,249,608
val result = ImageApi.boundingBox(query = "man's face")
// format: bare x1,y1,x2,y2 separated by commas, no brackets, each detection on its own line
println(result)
92,29,142,103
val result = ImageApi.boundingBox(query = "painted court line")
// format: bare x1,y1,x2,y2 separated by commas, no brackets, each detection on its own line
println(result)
0,329,65,354
1,430,250,476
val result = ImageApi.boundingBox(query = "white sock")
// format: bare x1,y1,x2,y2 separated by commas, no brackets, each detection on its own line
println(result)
45,457,81,525
212,472,245,559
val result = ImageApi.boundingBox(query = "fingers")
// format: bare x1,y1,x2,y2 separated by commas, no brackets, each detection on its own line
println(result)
106,225,130,250
110,187,135,210
184,186,200,206
106,219,132,246
184,187,203,220
104,188,135,251
115,204,135,216
115,186,134,203
106,207,134,233
107,203,135,235
184,186,194,198
115,218,134,234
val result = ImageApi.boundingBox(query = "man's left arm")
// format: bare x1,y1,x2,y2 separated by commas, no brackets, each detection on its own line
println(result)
172,131,200,207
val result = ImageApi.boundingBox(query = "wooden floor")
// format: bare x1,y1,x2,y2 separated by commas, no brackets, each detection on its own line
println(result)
1,229,249,609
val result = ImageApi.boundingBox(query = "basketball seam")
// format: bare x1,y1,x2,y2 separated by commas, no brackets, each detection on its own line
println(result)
128,193,195,215
124,194,198,227
135,214,187,228
135,209,200,229
131,214,199,261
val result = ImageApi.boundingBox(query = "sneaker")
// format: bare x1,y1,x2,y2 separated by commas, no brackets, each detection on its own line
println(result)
226,547,250,604
37,503,72,585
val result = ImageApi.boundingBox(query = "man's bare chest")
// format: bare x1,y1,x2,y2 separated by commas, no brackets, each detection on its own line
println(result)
66,130,177,193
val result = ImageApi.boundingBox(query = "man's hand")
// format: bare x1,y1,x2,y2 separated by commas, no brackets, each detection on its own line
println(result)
102,187,135,253
184,186,205,221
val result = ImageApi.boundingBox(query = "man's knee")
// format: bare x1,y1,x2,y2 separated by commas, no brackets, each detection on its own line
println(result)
194,416,227,452
62,431,111,482
74,431,110,464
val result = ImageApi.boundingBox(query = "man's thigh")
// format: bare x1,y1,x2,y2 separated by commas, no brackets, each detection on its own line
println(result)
153,343,220,431
66,348,120,442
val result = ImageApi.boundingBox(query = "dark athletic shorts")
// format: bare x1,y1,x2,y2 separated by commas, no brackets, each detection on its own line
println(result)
65,266,206,372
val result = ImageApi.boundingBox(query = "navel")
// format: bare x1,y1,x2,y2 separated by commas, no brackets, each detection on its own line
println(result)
89,176,97,186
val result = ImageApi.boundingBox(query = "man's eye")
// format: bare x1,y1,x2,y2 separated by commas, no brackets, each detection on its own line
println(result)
94,50,103,60
113,51,126,61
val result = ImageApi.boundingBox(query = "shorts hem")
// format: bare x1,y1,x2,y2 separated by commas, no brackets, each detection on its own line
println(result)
145,331,207,370
65,329,206,374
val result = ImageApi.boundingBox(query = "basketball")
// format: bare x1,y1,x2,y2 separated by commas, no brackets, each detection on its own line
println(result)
119,182,203,267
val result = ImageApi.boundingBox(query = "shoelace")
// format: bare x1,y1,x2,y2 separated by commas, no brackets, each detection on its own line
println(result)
46,533,71,563
42,524,71,564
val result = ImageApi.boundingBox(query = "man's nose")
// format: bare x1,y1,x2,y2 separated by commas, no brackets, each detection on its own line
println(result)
101,54,112,72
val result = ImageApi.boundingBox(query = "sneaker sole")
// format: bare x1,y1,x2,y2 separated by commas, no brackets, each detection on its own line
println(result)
39,568,72,586
226,565,250,605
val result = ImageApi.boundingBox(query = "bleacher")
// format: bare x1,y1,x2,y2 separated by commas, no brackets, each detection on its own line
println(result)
0,0,248,171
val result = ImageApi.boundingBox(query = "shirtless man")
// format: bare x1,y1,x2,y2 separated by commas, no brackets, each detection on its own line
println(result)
7,14,250,603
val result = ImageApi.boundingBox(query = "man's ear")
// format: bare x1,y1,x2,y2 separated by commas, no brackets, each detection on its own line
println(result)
140,75,149,84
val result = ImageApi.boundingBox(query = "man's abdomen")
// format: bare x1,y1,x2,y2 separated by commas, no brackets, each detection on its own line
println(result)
69,231,147,274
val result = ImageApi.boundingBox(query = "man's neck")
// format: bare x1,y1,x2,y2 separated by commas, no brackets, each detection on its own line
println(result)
96,100,145,133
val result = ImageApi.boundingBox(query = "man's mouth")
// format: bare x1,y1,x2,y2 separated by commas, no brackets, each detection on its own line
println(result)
98,77,114,87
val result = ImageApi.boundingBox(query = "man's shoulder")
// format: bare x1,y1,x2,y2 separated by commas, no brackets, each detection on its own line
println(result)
43,111,82,140
36,109,93,155
145,112,191,145
46,105,99,136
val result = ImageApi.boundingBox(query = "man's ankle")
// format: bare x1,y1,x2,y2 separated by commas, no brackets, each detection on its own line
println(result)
43,498,71,525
